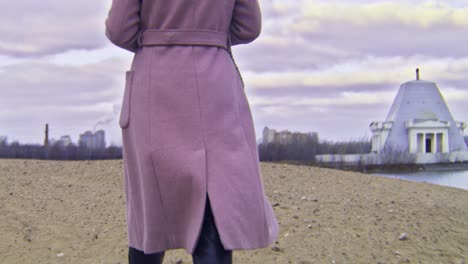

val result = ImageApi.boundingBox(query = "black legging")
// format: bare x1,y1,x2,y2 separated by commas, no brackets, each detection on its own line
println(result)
128,196,232,264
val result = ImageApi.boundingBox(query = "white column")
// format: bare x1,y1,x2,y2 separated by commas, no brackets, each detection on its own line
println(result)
417,133,424,153
436,133,442,153
408,130,413,153
432,133,437,153
442,132,449,153
409,130,417,153
422,133,427,153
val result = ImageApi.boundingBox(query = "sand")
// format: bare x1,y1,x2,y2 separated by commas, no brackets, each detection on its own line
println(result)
0,158,466,264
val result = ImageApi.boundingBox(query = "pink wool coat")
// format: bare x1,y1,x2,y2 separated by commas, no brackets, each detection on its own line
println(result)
105,0,279,254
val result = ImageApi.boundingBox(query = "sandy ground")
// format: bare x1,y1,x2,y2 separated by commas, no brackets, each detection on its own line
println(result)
0,158,467,264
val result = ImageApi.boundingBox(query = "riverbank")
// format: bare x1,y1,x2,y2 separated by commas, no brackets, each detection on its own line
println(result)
0,159,467,263
308,160,468,174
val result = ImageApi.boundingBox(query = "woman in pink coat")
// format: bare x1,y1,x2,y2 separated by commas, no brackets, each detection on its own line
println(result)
105,0,279,263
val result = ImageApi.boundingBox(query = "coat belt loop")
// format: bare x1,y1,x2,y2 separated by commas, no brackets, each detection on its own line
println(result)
137,30,144,48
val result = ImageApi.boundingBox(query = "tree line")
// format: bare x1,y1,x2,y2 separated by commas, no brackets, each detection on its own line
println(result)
0,137,122,160
2,135,464,162
258,136,371,162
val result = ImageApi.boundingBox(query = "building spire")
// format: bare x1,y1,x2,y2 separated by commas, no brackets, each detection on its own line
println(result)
416,68,420,80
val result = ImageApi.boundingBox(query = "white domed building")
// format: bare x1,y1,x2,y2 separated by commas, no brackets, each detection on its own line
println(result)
316,70,468,166
370,69,467,164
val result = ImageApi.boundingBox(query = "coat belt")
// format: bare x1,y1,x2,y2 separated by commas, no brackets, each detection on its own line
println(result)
137,29,230,50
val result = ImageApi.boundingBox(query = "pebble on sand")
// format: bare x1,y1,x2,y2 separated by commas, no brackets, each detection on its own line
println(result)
399,233,408,241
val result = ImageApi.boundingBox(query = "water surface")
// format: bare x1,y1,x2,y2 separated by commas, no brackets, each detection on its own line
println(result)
375,170,468,191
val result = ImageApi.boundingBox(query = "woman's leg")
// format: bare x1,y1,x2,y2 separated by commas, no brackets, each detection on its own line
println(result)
128,246,165,264
192,196,233,264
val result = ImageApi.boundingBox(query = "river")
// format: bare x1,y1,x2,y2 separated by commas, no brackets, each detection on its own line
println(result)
375,170,468,191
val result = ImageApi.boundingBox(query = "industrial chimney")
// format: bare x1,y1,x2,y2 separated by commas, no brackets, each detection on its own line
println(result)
44,123,49,147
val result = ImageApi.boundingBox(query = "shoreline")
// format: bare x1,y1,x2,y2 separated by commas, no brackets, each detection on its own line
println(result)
277,159,468,174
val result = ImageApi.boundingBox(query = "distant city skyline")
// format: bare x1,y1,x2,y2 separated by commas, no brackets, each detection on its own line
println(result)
2,125,108,149
1,0,468,146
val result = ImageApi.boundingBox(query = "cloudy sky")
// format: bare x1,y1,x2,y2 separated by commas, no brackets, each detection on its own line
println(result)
1,0,468,146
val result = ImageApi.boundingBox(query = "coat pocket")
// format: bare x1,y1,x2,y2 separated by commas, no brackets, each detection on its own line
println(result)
119,70,135,129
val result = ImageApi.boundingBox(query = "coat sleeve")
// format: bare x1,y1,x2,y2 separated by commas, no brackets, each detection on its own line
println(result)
230,0,262,46
105,0,141,53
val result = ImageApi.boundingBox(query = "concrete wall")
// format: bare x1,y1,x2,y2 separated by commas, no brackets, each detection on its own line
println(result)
316,151,468,165
315,154,379,165
415,151,468,164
